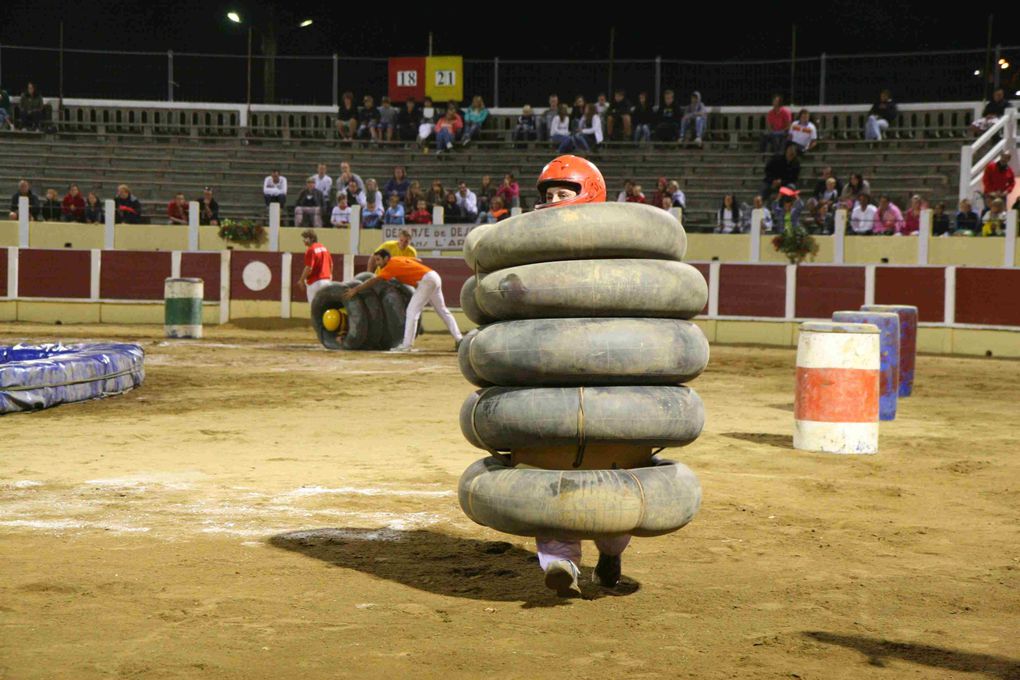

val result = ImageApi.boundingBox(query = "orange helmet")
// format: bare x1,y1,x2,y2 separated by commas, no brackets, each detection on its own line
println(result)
535,155,607,209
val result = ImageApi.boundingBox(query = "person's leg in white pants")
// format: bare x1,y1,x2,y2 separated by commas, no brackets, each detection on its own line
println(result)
401,271,463,348
306,278,331,304
536,534,631,593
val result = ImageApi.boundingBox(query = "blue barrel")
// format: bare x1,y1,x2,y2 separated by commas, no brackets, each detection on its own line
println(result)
861,304,917,397
832,311,900,421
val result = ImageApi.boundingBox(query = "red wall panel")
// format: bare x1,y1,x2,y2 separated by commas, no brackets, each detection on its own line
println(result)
874,267,945,322
230,252,282,301
955,268,1020,326
0,248,7,297
181,253,221,301
422,258,472,303
100,251,172,300
18,249,91,298
718,264,786,317
795,266,865,319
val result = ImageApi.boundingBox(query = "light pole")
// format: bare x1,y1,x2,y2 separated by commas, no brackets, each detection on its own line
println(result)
227,12,313,105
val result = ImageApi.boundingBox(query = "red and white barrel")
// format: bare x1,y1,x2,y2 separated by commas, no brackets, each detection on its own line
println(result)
794,321,881,454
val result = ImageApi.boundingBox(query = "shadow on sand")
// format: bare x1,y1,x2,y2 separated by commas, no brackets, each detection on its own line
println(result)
268,527,641,608
722,432,794,449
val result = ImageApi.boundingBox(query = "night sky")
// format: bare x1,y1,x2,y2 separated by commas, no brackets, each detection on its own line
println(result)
0,2,1010,60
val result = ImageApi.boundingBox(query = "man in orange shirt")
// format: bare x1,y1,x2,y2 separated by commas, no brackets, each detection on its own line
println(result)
342,251,462,351
296,229,333,303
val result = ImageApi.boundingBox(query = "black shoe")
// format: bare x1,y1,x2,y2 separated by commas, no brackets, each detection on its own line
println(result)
593,553,621,588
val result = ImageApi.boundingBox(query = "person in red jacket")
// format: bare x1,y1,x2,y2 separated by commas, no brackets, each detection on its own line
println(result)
60,184,85,222
433,104,463,155
296,229,333,303
167,192,189,225
406,199,432,224
982,151,1015,207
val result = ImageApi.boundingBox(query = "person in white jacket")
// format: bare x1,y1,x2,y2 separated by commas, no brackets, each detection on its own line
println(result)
263,169,287,211
573,103,603,151
850,193,878,234
455,182,478,221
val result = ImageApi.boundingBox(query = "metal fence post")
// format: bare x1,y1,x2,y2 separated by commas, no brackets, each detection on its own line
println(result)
819,52,826,105
332,53,338,108
167,50,174,102
655,56,661,105
494,57,499,108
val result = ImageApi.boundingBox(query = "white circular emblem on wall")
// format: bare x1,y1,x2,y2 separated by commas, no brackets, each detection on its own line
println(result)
242,261,272,291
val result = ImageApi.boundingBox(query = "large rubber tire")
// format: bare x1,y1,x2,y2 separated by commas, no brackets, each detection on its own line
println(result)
460,385,704,452
464,202,687,271
463,318,709,387
474,259,707,321
358,287,387,350
354,271,374,283
378,283,409,350
310,282,370,350
458,455,701,539
458,329,493,388
460,276,497,326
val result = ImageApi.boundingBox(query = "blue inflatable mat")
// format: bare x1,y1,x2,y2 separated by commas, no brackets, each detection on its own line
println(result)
0,343,145,414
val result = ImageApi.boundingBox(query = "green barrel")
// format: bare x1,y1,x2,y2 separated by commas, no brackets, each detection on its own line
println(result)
164,278,204,339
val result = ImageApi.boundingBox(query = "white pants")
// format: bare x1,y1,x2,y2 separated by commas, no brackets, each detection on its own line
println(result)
535,535,631,571
418,122,435,141
306,278,331,304
404,271,462,347
864,116,889,140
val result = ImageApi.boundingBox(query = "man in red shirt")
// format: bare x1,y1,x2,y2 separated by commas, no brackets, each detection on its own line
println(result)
167,192,189,225
760,94,792,154
982,151,1015,207
296,229,333,303
342,251,462,351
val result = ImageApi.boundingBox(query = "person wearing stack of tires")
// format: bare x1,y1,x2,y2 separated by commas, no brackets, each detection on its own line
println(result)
457,155,710,597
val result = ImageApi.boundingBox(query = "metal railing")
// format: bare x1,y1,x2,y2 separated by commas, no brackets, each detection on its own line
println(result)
959,109,1018,207
2,42,1020,107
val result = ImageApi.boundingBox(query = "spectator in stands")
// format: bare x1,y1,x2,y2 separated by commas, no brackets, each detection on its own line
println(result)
426,180,445,209
753,195,774,232
434,104,463,155
397,98,422,142
661,196,674,211
668,180,686,210
789,109,818,154
716,195,741,233
357,95,381,142
384,194,406,225
456,182,478,222
606,89,633,141
384,167,410,204
406,180,425,212
874,195,903,235
417,97,437,149
345,179,366,209
484,196,510,223
654,90,681,142
627,184,647,204
443,191,468,224
631,92,654,143
330,195,352,228
313,164,333,201
16,82,45,131
462,95,489,146
972,88,1011,135
407,199,432,224
570,96,586,127
902,194,926,235
809,177,840,232
840,173,871,209
84,191,103,224
8,180,40,221
850,194,878,234
362,196,383,228
364,178,384,209
549,103,575,152
198,187,220,226
616,180,635,202
981,198,1007,236
761,94,792,154
497,174,520,209
651,178,670,208
680,91,707,147
538,94,559,142
477,176,496,213
812,166,842,200
41,188,61,222
864,89,897,141
981,151,1014,207
336,91,358,140
294,178,325,228
954,198,980,234
338,161,365,194
378,97,397,142
772,187,804,231
513,105,539,147
595,93,609,118
167,192,189,225
761,144,801,199
263,169,287,212
932,203,951,236
114,184,143,224
0,86,12,130
61,184,85,222
575,103,604,151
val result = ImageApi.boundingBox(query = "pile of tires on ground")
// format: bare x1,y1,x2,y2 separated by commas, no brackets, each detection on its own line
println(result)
310,273,422,351
456,202,711,540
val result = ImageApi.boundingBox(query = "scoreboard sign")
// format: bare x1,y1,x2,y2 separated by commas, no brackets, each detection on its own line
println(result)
387,56,463,103
388,57,425,101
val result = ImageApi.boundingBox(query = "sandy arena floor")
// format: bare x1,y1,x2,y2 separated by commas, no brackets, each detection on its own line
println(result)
0,321,1018,680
